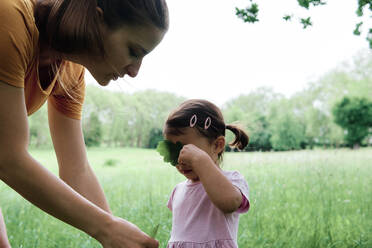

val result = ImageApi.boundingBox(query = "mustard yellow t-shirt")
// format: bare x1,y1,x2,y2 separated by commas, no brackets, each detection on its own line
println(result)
0,0,85,119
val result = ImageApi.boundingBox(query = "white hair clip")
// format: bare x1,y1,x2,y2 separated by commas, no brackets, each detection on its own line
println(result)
204,117,211,129
190,114,197,127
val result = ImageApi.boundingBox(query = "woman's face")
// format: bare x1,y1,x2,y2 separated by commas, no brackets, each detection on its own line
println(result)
83,23,166,86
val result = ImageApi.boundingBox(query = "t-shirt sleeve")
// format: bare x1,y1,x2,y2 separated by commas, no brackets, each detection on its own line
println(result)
0,0,34,87
167,186,178,212
48,62,86,120
228,171,250,213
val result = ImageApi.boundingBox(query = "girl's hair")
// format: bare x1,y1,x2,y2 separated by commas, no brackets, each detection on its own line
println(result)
164,99,249,158
35,0,169,55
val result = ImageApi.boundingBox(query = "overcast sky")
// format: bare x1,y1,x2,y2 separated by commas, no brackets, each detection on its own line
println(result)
85,0,371,106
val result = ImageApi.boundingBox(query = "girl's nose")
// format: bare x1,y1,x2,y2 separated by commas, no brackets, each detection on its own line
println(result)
127,60,142,78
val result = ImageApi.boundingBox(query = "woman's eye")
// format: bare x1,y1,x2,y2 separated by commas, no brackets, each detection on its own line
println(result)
129,47,139,58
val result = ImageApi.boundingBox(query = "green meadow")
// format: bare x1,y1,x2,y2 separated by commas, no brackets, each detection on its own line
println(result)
1,148,371,248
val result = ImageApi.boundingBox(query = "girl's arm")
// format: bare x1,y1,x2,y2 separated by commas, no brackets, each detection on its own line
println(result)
47,101,110,212
0,82,158,248
178,144,243,214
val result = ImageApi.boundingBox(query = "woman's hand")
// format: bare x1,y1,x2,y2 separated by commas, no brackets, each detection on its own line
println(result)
177,144,210,169
97,216,159,248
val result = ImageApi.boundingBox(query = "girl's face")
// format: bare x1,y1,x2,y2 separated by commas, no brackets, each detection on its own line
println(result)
82,23,165,85
165,128,217,182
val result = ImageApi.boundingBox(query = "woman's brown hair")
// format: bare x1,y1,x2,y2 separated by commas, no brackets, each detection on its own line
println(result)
35,0,169,55
164,99,249,157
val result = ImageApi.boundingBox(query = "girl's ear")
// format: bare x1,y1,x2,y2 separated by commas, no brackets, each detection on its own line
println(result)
213,136,225,155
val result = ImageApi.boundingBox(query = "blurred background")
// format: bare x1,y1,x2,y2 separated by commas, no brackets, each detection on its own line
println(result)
29,0,372,151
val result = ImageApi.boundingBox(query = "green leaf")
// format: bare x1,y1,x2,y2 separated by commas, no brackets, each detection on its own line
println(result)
354,22,363,35
156,140,183,166
298,0,326,9
298,0,310,9
300,17,312,29
235,3,259,23
150,224,160,238
283,15,292,21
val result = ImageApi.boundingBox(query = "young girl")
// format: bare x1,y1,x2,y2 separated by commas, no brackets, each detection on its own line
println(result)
163,99,250,248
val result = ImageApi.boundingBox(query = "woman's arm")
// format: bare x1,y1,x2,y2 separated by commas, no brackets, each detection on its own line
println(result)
0,82,158,248
178,144,242,214
47,101,110,212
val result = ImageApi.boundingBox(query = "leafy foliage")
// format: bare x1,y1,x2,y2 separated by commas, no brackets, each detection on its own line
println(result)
297,0,326,9
147,128,164,149
246,116,272,151
82,87,185,147
83,112,102,147
354,22,363,35
156,140,183,166
27,52,372,151
283,15,292,21
235,1,259,23
300,17,312,29
235,0,372,48
269,112,306,151
332,97,372,147
28,104,52,147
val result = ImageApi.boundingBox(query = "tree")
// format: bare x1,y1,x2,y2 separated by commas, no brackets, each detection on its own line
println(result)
268,100,306,151
223,88,281,151
288,51,372,148
129,90,185,148
28,104,52,148
147,128,164,148
83,112,102,147
236,0,372,48
82,86,185,148
247,115,272,151
332,97,372,148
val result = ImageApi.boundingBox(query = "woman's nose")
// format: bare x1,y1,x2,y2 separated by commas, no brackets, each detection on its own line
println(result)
127,59,142,78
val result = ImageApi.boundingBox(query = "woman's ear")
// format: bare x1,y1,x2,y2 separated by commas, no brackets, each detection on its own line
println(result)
214,136,225,155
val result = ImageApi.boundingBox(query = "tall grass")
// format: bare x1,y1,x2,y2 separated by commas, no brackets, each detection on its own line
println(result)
0,148,371,247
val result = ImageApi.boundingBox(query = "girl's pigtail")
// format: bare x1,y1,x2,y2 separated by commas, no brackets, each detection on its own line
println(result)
226,124,249,150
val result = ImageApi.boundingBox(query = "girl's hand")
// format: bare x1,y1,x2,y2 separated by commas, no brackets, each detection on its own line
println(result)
97,216,159,248
178,144,210,169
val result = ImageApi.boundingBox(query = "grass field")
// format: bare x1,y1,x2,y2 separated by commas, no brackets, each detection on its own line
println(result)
0,148,371,248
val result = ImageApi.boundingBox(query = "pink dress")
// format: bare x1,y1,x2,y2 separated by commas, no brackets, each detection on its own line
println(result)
167,171,250,248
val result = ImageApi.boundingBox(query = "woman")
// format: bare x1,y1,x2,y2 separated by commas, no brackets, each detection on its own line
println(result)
0,0,168,247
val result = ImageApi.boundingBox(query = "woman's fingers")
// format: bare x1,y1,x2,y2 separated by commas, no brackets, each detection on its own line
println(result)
145,238,159,248
100,217,159,248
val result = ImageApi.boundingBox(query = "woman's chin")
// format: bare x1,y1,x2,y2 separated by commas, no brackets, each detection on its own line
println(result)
94,76,111,86
98,80,110,86
90,72,111,86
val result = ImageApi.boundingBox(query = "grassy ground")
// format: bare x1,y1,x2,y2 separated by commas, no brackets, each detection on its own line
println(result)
0,148,371,248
